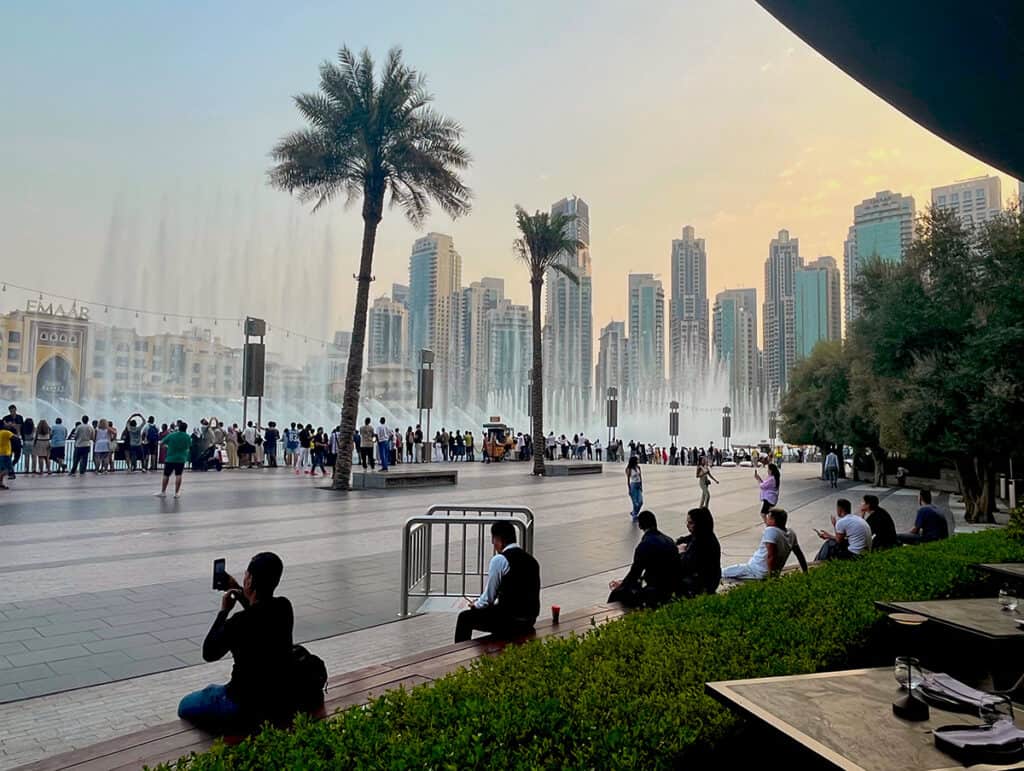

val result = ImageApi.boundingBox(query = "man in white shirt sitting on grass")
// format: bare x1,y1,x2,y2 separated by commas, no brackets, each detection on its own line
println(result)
722,508,808,580
815,497,872,561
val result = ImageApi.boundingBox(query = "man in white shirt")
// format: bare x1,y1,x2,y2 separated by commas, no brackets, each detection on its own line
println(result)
816,498,872,560
723,508,807,580
375,417,392,472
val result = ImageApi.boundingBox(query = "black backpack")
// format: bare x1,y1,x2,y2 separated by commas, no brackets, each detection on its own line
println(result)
290,645,327,709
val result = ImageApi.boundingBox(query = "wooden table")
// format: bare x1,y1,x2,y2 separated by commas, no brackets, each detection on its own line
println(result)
875,599,1024,641
707,668,1024,771
976,564,1024,583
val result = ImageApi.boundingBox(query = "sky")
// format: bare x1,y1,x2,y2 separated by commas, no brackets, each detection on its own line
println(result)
1,0,1018,354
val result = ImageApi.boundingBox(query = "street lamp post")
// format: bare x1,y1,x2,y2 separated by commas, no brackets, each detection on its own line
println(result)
669,401,679,461
606,387,618,457
418,349,434,463
768,410,777,449
722,405,732,452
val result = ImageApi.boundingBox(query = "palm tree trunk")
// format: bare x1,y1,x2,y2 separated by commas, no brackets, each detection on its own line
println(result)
332,194,383,490
530,275,545,476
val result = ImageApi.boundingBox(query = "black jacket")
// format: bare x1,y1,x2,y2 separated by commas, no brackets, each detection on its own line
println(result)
678,532,722,596
623,529,682,604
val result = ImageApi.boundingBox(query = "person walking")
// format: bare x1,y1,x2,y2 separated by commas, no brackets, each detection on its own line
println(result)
823,448,840,488
625,456,644,522
754,462,781,517
696,458,719,508
33,419,52,475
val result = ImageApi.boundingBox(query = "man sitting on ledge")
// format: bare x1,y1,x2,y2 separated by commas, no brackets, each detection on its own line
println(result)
455,521,541,643
722,507,807,580
898,489,950,545
608,510,682,608
179,552,294,732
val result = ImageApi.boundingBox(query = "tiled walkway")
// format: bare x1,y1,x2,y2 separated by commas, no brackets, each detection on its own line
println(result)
0,461,950,768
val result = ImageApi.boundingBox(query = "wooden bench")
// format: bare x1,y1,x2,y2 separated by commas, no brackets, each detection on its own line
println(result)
16,604,625,771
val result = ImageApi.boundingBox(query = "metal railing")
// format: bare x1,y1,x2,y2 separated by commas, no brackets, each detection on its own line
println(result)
400,504,535,616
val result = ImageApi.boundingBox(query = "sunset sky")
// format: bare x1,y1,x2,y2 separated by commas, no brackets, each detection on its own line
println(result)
2,0,1018,350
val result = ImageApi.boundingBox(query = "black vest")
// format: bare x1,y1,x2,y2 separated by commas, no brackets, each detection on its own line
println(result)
496,547,541,621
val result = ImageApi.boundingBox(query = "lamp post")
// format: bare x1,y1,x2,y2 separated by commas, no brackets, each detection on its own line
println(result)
669,400,679,449
768,410,777,448
418,349,434,463
722,405,732,452
606,387,618,455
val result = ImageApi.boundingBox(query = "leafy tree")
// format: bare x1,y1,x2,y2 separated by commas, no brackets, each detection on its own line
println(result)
778,340,849,476
513,207,583,476
852,206,1024,521
269,47,471,489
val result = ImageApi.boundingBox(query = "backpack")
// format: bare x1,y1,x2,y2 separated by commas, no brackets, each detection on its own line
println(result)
147,424,159,443
290,645,327,709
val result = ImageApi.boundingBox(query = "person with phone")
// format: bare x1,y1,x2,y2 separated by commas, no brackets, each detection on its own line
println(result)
178,552,295,732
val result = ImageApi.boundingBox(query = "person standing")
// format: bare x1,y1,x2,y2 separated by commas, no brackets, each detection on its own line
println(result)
754,463,781,517
157,421,192,498
625,456,644,522
414,424,424,463
465,430,475,462
144,417,160,470
93,419,112,473
226,424,240,469
823,448,840,488
696,458,719,508
263,422,279,468
311,428,328,476
358,418,375,470
127,419,145,472
49,417,68,473
327,425,340,472
0,420,15,489
70,416,94,476
405,427,414,463
375,417,391,472
294,424,312,474
33,419,52,475
21,418,37,474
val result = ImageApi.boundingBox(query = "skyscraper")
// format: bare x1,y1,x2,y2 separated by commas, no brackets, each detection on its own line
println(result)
844,190,914,327
544,196,593,419
712,288,758,399
367,295,410,368
795,256,841,360
669,226,709,385
488,298,531,414
595,320,629,400
763,229,801,399
391,283,409,307
931,176,1002,228
461,277,505,408
408,233,461,408
627,273,665,392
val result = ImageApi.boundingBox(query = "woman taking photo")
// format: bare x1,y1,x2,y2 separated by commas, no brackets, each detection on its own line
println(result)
696,457,718,508
625,456,644,522
754,462,781,517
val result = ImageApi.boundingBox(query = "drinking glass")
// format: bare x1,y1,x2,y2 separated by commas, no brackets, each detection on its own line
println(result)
999,587,1018,612
980,694,1015,725
894,656,922,692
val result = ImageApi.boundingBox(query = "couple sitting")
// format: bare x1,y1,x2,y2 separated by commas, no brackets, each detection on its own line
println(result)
608,508,722,608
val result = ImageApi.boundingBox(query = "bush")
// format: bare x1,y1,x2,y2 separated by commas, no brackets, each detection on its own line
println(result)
158,531,1024,770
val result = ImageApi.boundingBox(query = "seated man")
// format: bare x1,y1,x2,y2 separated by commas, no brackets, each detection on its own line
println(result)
608,510,682,607
898,490,950,545
862,494,898,550
723,508,807,580
455,521,540,642
815,498,872,561
179,552,294,732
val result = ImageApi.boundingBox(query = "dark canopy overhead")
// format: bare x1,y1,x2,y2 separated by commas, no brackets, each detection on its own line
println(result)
757,1,1024,180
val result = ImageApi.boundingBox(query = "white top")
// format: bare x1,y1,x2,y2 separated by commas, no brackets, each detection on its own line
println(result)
748,526,791,577
628,467,642,485
375,423,391,443
242,427,256,444
824,452,840,470
835,513,872,554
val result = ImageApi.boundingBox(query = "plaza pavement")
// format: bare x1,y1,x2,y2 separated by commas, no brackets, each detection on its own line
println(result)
0,460,960,768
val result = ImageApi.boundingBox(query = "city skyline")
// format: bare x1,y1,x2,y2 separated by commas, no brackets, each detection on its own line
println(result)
2,1,1021,358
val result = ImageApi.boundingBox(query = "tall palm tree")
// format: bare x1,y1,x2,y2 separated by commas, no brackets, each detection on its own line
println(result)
269,47,471,490
513,206,583,476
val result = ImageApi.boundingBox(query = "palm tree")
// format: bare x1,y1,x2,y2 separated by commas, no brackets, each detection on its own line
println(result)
269,47,471,490
513,206,583,476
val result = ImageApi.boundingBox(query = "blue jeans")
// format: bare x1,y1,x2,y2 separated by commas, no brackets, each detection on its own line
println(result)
379,441,390,471
628,482,643,518
178,683,243,732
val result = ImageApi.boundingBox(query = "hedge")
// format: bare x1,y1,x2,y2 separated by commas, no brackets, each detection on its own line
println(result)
157,530,1024,770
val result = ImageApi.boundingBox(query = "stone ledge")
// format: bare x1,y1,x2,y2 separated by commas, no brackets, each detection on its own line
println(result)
351,468,458,489
545,463,603,476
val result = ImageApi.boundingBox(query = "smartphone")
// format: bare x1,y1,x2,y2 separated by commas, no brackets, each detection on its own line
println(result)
212,558,228,591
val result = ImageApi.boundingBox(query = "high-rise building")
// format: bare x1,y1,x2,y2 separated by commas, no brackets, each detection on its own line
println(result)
763,229,801,399
712,288,758,399
844,190,915,327
408,233,461,408
544,196,593,419
669,225,709,385
627,274,664,391
795,256,841,360
367,295,409,368
460,277,505,407
931,176,1002,228
488,298,531,412
595,320,629,400
391,283,409,307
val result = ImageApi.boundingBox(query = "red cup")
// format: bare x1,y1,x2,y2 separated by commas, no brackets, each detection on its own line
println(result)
551,605,560,624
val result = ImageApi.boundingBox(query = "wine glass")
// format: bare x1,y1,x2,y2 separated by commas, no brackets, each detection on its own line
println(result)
999,587,1018,612
980,694,1015,725
895,656,922,692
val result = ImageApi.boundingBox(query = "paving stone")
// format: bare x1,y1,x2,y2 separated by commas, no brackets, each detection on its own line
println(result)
99,655,191,681
21,631,101,651
0,663,53,687
0,641,29,657
103,609,173,627
124,639,201,662
0,628,42,645
49,651,135,676
83,633,162,653
6,645,91,668
0,683,26,702
34,620,112,637
18,670,109,699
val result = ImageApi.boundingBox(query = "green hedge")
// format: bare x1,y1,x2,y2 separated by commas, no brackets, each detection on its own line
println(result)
158,531,1024,770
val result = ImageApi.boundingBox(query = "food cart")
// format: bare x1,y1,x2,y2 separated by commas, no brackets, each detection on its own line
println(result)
482,418,514,462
